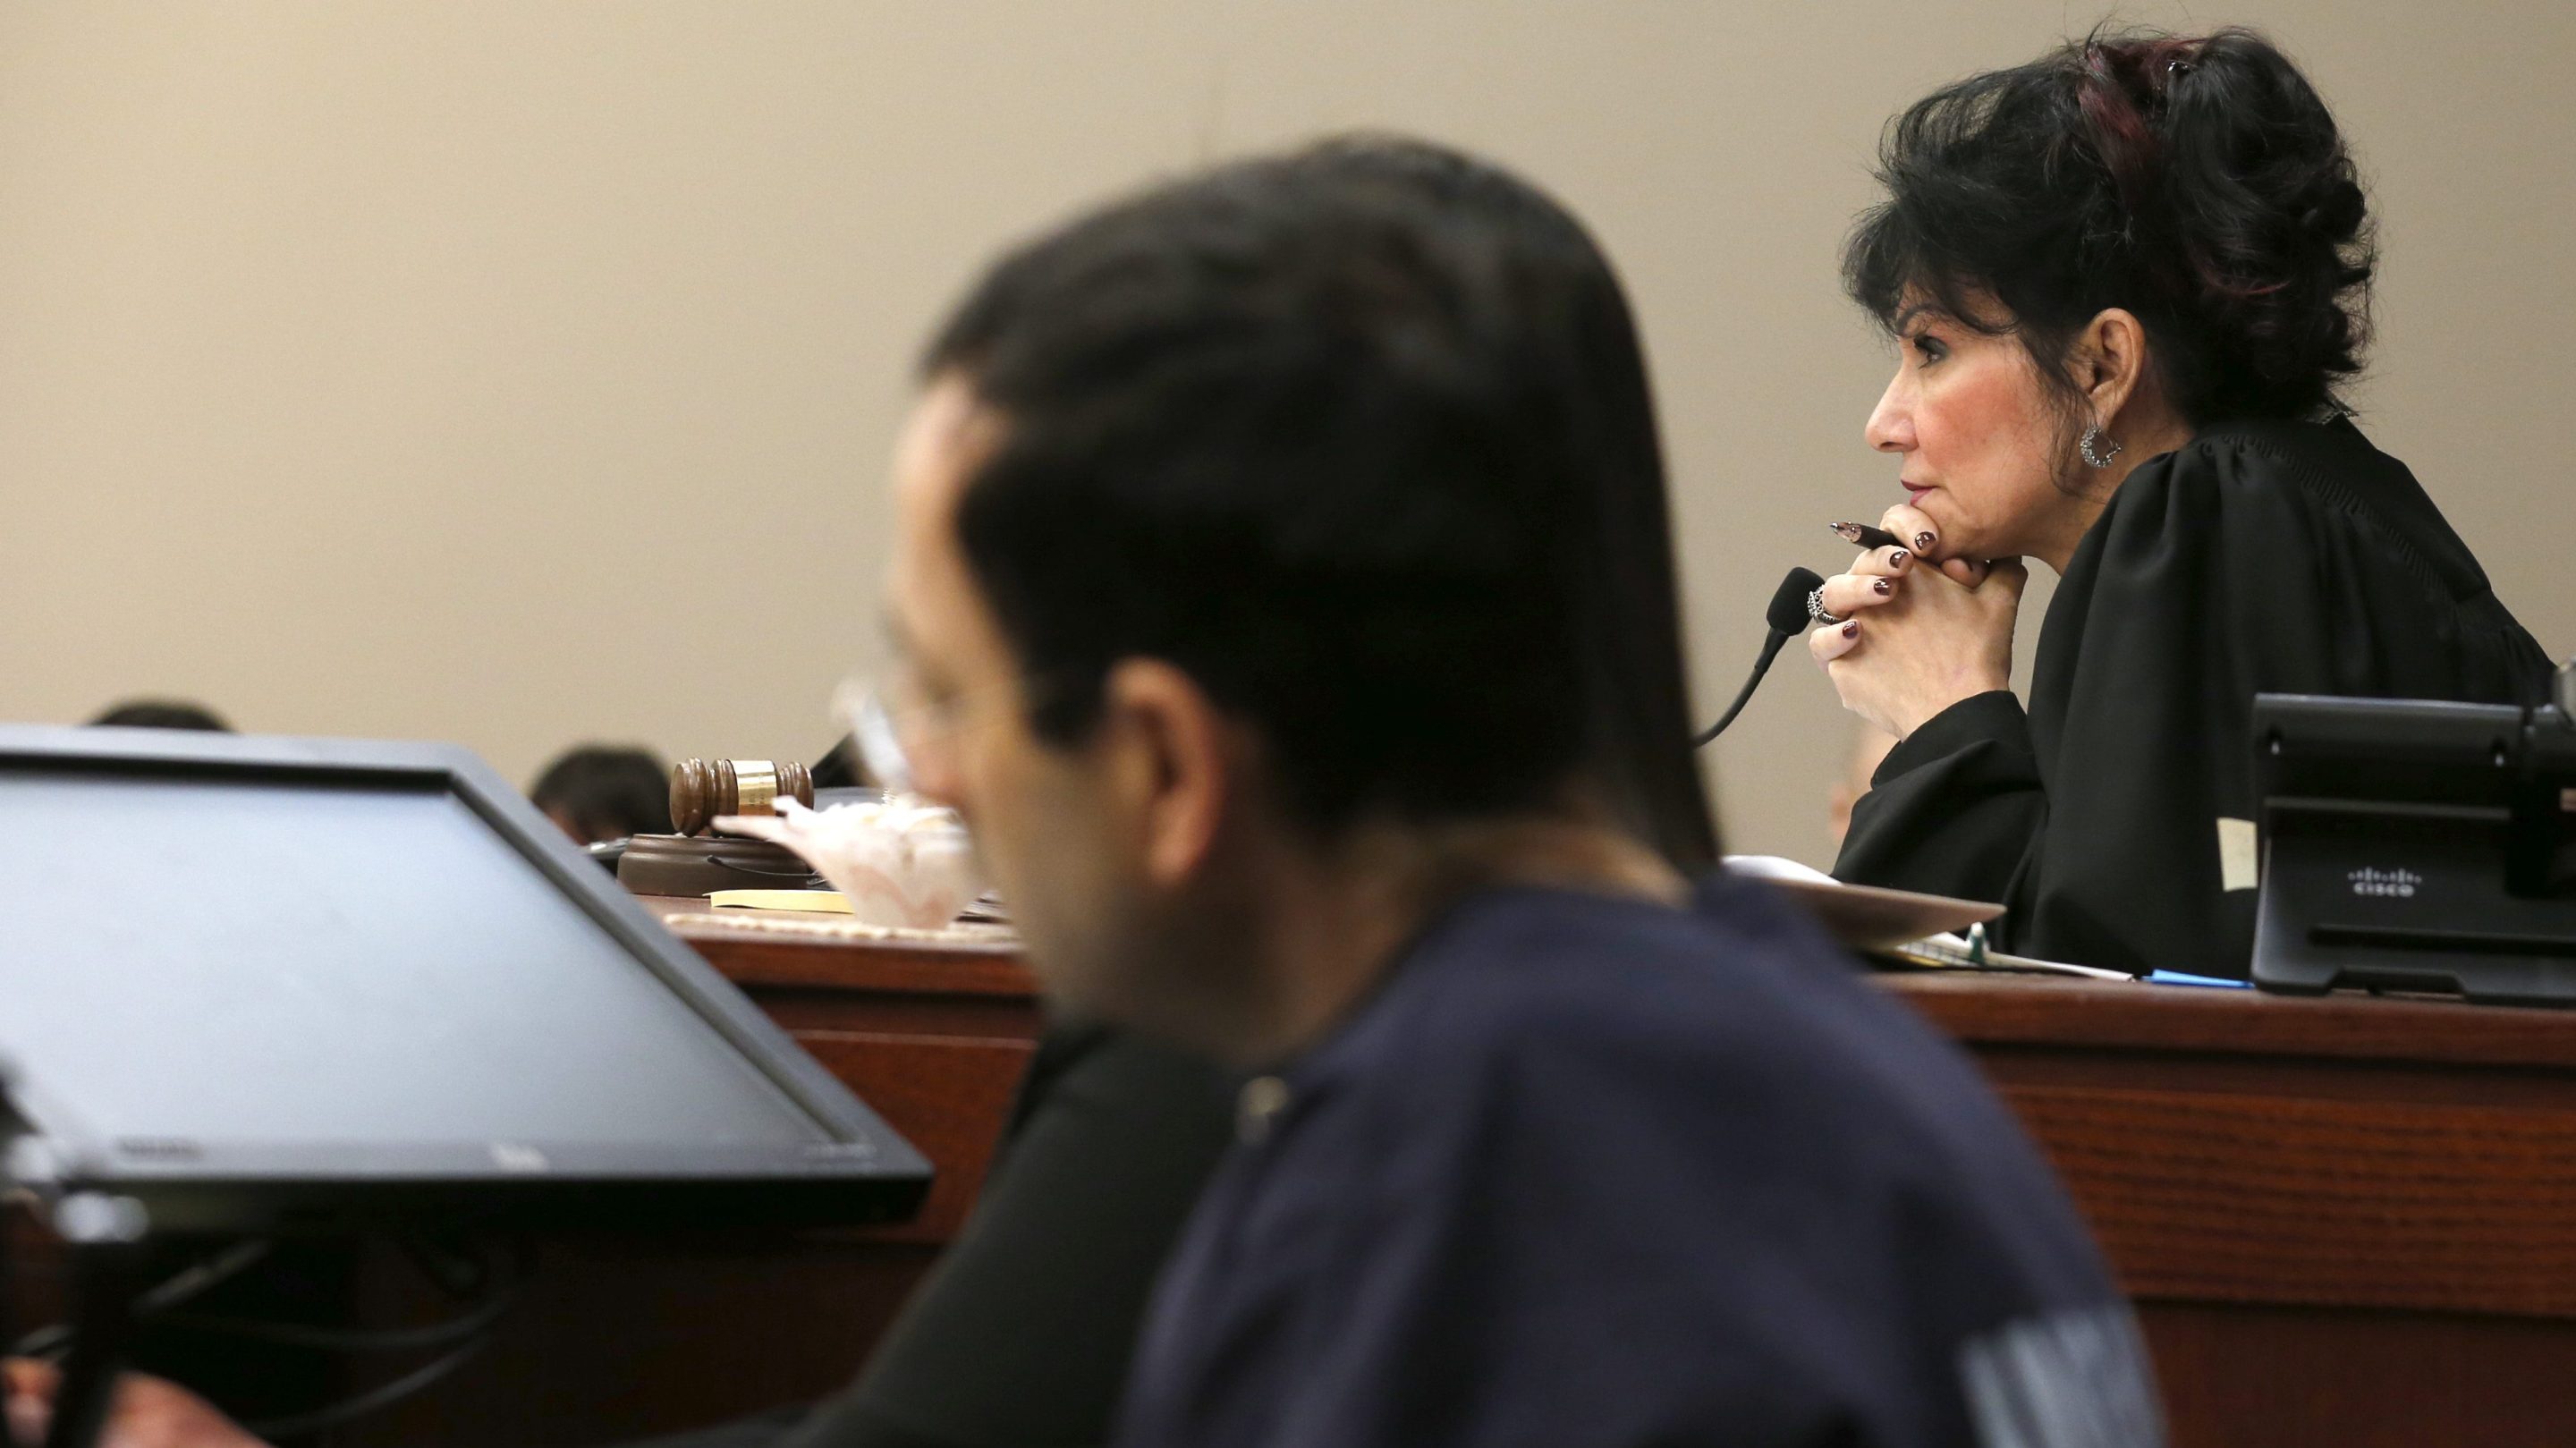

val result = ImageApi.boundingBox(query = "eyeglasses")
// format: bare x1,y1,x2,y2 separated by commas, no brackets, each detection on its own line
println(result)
832,665,1063,799
832,673,929,798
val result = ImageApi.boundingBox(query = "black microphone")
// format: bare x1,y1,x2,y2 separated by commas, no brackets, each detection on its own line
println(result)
1692,567,1824,747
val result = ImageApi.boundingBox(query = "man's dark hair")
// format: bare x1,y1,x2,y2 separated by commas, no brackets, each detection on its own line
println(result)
530,745,673,841
89,699,232,732
922,138,1716,863
1846,26,2375,427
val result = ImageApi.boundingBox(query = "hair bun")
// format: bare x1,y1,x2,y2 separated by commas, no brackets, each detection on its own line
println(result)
2300,177,2368,244
2132,30,2376,414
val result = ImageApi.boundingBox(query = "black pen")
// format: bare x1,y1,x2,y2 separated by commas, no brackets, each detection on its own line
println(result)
1827,521,1909,552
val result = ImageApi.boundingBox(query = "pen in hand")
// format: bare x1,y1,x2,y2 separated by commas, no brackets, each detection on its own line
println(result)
1827,521,1906,552
1829,519,2001,586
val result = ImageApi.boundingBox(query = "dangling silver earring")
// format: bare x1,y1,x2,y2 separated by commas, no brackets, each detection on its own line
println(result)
2079,424,2123,469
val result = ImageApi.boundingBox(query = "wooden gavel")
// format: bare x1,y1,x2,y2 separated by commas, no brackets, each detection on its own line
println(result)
669,758,814,836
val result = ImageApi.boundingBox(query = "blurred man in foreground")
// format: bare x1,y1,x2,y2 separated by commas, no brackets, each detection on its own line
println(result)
877,145,2161,1446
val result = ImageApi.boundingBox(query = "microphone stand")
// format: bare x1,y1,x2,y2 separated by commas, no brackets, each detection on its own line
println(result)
38,1240,144,1448
1692,631,1794,746
1695,567,1824,746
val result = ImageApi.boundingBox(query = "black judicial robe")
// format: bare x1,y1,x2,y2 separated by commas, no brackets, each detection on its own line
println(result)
1835,417,2555,978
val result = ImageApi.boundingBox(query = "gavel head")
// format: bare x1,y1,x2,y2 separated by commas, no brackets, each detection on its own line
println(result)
669,758,815,836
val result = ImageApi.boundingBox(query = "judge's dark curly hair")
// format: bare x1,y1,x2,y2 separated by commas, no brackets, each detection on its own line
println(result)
1845,27,2376,425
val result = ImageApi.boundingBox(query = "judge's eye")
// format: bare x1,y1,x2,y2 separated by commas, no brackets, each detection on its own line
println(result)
1910,334,1949,365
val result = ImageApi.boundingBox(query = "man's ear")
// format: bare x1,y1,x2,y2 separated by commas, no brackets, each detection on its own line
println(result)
1096,659,1234,889
2072,308,2153,423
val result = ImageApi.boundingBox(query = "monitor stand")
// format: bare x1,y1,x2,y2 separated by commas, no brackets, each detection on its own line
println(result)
8,1200,147,1448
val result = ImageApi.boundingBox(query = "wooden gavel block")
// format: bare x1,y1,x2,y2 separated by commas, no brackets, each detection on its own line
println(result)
670,758,814,836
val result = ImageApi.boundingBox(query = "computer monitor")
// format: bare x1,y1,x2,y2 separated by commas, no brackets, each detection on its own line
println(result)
0,724,930,1235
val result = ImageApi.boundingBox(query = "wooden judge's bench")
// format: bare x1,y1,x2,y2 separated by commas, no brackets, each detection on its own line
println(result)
16,900,2576,1446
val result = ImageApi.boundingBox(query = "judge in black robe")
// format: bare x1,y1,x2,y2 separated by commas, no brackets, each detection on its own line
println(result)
1835,416,2553,977
1818,27,2563,978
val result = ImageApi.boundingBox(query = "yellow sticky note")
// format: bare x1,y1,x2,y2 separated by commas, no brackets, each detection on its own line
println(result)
708,889,855,914
2216,818,2259,893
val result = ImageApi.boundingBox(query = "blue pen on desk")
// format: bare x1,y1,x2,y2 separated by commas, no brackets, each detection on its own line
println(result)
2145,970,2253,989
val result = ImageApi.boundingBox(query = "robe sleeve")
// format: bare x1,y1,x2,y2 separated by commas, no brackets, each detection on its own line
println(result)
1834,690,2046,909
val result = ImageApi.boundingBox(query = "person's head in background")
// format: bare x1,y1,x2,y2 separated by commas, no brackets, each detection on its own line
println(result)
530,744,673,845
89,699,231,732
1847,27,2373,571
881,137,1708,1063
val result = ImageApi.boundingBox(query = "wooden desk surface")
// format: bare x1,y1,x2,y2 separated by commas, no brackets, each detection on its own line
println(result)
1886,971,2576,1319
1889,970,2576,1444
1888,969,2576,1071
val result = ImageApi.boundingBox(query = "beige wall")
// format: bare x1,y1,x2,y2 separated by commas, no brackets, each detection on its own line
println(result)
3,2,2570,867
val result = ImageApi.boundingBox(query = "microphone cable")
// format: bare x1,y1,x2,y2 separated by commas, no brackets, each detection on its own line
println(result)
1693,567,1824,746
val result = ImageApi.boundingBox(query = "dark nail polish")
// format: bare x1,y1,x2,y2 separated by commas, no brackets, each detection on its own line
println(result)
1889,549,1909,568
1841,621,1860,639
1873,579,1894,596
1914,530,1936,552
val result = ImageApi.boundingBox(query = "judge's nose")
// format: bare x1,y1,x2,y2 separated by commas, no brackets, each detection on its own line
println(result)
1865,377,1913,454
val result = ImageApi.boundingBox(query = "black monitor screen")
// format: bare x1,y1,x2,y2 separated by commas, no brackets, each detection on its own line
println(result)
2,771,818,1148
0,731,928,1231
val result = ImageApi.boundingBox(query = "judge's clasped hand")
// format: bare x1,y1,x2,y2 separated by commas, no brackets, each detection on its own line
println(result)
1809,500,2026,741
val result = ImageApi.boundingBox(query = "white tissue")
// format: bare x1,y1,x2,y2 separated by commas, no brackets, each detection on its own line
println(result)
711,796,981,929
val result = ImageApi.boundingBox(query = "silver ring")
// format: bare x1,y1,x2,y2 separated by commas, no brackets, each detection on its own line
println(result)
1807,588,1845,627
